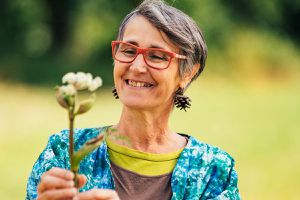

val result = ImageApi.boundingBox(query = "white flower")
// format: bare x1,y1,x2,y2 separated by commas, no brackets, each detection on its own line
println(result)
74,72,89,90
60,84,77,96
86,73,93,86
88,81,98,92
85,73,93,91
62,72,77,84
62,72,102,91
88,76,102,92
94,77,103,87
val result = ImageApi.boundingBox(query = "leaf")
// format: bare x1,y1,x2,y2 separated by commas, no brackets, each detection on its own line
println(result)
56,91,69,109
71,134,105,172
75,93,95,115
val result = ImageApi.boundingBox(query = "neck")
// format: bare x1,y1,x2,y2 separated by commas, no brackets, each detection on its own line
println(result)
111,105,185,153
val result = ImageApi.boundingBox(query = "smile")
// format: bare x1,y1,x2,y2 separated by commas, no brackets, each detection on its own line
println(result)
125,79,154,88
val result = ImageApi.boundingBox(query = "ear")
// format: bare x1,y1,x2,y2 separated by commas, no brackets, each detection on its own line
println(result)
179,63,201,88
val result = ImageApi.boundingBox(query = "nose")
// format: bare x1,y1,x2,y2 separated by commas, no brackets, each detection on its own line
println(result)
129,54,147,73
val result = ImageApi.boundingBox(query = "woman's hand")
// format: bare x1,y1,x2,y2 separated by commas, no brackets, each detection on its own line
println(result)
74,189,120,200
37,167,86,200
37,167,119,200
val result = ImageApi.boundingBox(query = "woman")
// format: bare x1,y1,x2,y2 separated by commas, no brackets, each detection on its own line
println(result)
26,0,241,199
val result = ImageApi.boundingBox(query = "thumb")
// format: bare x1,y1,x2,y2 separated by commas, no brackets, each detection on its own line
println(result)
76,174,87,189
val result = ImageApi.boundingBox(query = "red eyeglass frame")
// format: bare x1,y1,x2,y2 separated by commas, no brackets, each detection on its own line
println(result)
111,40,187,70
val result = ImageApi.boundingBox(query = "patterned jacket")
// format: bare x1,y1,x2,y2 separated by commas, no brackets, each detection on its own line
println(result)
26,127,241,200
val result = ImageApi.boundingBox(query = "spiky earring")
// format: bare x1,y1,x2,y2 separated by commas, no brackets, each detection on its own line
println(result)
174,88,191,112
112,87,119,99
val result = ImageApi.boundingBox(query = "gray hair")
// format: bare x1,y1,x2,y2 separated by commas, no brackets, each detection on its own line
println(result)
116,0,208,85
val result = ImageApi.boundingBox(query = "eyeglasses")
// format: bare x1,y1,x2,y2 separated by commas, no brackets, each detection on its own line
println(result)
111,41,187,70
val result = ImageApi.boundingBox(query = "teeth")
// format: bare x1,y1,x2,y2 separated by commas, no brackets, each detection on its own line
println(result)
128,80,152,87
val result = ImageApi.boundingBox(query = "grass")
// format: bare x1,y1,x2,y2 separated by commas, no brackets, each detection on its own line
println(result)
0,77,299,200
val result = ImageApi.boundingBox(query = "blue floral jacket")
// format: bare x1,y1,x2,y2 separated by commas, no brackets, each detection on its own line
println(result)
26,127,241,200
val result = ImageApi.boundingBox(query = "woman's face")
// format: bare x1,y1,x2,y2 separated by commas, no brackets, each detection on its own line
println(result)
114,15,184,112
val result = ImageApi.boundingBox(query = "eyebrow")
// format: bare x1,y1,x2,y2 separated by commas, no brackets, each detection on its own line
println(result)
124,40,167,50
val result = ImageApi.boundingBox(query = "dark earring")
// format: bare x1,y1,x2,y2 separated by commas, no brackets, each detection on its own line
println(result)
174,88,191,112
112,87,119,99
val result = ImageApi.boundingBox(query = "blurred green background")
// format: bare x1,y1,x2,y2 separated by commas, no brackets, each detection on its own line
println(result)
0,0,300,199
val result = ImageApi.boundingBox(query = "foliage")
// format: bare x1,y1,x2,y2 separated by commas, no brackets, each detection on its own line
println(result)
0,0,299,84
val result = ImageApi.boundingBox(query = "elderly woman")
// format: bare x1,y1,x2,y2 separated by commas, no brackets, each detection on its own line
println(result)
26,0,241,199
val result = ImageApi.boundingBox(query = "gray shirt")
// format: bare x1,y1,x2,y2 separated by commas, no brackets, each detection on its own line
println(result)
111,161,172,200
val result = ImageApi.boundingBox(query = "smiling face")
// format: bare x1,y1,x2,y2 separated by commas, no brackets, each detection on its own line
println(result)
113,15,184,112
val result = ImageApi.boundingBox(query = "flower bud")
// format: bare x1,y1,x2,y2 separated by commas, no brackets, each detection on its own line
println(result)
56,85,77,109
61,84,77,96
94,77,102,87
86,73,93,85
74,72,89,90
62,72,77,84
88,77,103,92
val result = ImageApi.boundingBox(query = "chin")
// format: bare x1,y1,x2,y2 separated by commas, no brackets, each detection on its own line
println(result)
120,97,155,110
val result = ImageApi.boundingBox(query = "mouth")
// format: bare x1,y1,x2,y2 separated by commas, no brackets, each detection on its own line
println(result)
125,79,155,88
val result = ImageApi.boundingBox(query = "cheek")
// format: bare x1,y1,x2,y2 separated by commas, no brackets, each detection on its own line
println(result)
154,72,181,96
113,65,118,85
160,67,181,87
113,63,126,85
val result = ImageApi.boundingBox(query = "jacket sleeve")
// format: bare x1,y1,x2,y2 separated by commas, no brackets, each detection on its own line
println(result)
25,133,68,200
207,162,241,200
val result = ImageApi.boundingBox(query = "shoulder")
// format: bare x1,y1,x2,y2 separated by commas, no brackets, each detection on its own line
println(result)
176,136,239,198
182,136,235,175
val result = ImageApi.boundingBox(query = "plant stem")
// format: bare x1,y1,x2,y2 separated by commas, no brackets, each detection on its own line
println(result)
69,109,74,164
69,107,78,187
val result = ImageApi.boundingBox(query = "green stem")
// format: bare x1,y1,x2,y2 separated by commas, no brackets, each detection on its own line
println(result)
69,109,74,164
69,107,78,187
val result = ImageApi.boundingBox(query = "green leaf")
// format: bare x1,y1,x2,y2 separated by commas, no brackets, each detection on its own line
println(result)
71,134,104,172
75,93,95,115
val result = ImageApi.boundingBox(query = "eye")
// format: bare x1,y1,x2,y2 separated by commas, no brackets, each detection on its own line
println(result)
120,47,136,56
121,48,137,57
117,43,137,56
147,51,169,62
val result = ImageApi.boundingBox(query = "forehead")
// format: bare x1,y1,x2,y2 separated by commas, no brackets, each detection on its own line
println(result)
122,15,178,52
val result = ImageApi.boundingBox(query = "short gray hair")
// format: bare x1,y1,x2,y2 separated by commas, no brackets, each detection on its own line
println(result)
116,0,208,84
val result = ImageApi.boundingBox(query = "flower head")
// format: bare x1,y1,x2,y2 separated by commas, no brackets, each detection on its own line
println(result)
61,72,102,91
73,72,88,90
62,72,77,85
57,72,102,111
88,76,103,92
59,84,77,96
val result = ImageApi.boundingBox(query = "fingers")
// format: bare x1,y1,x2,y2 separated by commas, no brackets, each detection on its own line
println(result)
75,189,119,200
38,168,75,193
47,167,74,180
37,167,89,200
37,188,77,200
38,175,74,193
77,174,87,189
